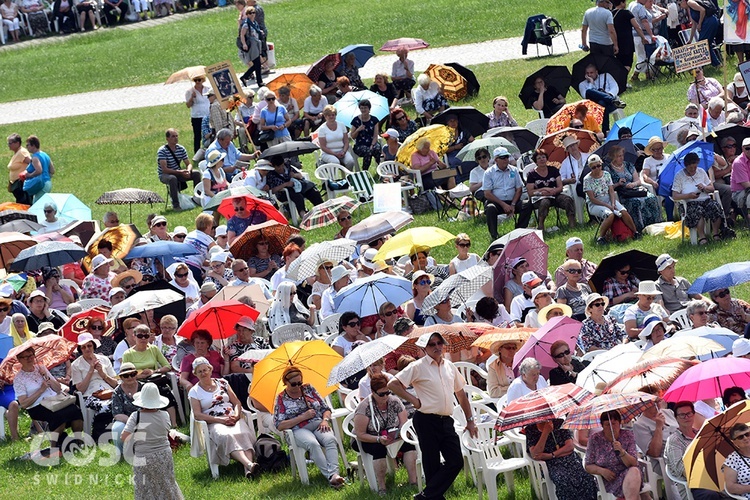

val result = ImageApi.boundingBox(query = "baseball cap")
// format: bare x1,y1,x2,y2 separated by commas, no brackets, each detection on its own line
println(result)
493,146,510,159
521,271,542,287
215,225,228,237
381,128,400,139
150,215,167,228
565,237,583,250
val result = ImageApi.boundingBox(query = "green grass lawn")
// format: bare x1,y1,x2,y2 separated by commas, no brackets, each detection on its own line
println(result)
0,0,592,102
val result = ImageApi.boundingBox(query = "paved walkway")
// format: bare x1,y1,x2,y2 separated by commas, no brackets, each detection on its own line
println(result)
0,29,580,125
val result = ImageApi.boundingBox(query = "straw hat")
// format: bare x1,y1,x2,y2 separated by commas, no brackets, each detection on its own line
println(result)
118,362,139,378
111,269,143,289
538,303,573,325
585,293,610,317
133,382,169,409
562,135,580,149
644,136,665,156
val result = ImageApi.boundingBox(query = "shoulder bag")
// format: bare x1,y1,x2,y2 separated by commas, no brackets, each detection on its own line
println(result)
258,108,278,143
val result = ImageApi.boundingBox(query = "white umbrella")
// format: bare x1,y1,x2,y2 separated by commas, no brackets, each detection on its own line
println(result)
237,349,274,364
575,343,643,393
670,326,739,360
286,239,357,281
345,211,413,244
106,289,184,321
327,335,407,386
640,336,725,361
661,117,702,146
333,273,412,317
421,263,492,315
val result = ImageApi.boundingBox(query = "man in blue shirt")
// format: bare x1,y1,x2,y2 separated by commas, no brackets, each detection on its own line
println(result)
482,147,531,239
205,128,255,182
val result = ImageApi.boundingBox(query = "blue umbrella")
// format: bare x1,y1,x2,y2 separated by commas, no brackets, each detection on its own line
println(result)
671,326,739,360
10,241,87,271
333,273,413,317
657,140,714,197
0,334,13,360
606,111,663,144
687,262,750,294
339,44,375,69
334,90,390,126
29,193,92,227
125,241,199,259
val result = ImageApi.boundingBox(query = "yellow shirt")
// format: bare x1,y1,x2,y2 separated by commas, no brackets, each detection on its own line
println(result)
395,355,465,416
8,147,30,183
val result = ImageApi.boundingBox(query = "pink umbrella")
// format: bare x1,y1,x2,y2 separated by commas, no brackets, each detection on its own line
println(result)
513,316,582,379
379,38,430,52
306,53,342,83
32,232,73,243
662,357,750,403
492,230,548,302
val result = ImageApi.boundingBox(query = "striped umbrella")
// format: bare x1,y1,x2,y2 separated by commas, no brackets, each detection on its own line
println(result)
495,383,594,432
562,392,658,430
299,196,360,231
603,357,697,394
421,263,493,315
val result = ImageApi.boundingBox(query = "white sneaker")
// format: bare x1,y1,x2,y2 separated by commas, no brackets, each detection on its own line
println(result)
544,226,560,233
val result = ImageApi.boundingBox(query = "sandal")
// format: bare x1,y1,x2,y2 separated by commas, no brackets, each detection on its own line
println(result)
698,237,708,245
329,474,345,488
713,234,722,241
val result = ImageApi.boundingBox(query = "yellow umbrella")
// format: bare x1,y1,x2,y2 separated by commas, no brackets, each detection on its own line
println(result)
82,225,140,273
684,400,750,492
267,73,315,108
425,64,468,102
396,125,455,167
249,340,342,411
165,66,206,85
639,337,725,361
374,226,455,261
471,328,536,353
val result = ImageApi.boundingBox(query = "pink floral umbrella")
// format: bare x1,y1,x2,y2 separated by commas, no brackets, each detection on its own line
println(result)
379,38,429,52
492,230,548,302
513,316,582,379
662,357,750,403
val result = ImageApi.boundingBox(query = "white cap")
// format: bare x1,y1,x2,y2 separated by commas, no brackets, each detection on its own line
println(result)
521,271,542,286
215,225,228,237
109,287,125,298
330,265,350,283
173,226,188,237
381,128,400,139
655,253,677,272
493,146,510,158
415,332,447,348
531,285,551,301
566,237,583,250
91,254,113,270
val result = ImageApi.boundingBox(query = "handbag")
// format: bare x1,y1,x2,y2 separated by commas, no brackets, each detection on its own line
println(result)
92,389,114,400
22,174,45,195
408,192,432,214
258,107,278,142
616,185,648,198
40,392,76,412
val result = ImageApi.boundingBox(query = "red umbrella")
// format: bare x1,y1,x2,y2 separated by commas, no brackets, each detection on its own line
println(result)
59,306,115,342
495,383,595,432
562,392,658,430
379,38,430,52
0,335,77,383
513,316,582,379
32,232,73,243
217,194,288,225
306,53,343,83
176,300,260,340
603,356,697,395
403,323,481,354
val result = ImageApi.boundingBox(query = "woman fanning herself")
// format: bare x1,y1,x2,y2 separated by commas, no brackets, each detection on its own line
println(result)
189,356,258,478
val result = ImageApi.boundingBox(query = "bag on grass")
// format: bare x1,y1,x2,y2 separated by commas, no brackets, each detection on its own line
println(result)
408,192,432,214
254,433,288,474
611,217,635,242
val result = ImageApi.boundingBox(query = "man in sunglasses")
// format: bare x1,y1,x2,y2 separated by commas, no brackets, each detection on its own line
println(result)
482,146,532,239
389,332,477,500
654,253,704,315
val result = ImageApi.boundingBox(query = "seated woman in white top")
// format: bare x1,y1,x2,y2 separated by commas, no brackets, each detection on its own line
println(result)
413,73,448,121
448,233,480,275
506,357,548,402
316,105,356,169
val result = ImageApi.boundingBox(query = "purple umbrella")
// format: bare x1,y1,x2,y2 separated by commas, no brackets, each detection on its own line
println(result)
513,316,582,379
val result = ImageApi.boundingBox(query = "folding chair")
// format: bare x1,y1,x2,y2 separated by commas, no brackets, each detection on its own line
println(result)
346,170,375,206
524,15,569,57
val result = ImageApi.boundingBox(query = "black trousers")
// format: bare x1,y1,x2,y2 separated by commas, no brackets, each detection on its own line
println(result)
275,184,323,213
485,199,532,239
103,2,128,24
241,56,263,86
412,411,463,499
191,117,203,153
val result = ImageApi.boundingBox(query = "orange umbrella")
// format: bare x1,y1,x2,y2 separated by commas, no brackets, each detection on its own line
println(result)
0,335,77,384
229,220,299,261
425,64,468,102
546,99,605,135
267,73,315,108
537,128,600,167
0,202,30,212
471,327,536,352
82,224,140,272
165,66,206,85
403,323,482,354
0,232,36,270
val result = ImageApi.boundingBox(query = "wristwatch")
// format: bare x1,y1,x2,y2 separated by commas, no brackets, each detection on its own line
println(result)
467,416,475,423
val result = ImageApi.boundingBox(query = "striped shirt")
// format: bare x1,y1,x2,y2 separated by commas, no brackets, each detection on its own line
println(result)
156,144,189,176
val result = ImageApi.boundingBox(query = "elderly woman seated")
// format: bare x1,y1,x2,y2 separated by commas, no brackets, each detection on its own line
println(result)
316,105,356,169
672,151,724,245
111,362,142,449
707,288,750,336
549,340,586,385
410,137,454,192
486,340,517,398
585,410,646,500
506,357,548,402
413,73,448,123
637,315,669,349
19,0,50,37
555,259,591,321
579,294,626,352
723,423,750,498
370,73,398,108
526,148,576,232
606,146,661,234
623,281,669,340
353,373,417,494
189,356,258,478
686,299,718,329
180,329,225,391
302,85,327,136
268,281,316,331
584,153,639,244
274,365,345,488
527,419,597,500
71,332,117,440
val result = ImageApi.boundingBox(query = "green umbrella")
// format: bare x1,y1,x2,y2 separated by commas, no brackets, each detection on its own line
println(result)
204,185,268,211
456,137,520,162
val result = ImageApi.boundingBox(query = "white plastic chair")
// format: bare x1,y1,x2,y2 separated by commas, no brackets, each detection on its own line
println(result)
324,332,340,347
375,160,407,181
525,118,549,137
0,406,6,440
317,313,341,337
167,372,187,426
651,456,682,500
342,412,396,492
563,183,586,225
400,418,424,491
530,458,558,500
59,279,82,297
726,485,746,500
454,362,489,386
75,391,94,436
669,309,691,330
593,457,656,500
270,324,314,348
461,422,532,500
674,191,722,245
77,298,109,311
189,409,254,479
665,461,694,500
283,428,311,484
273,187,301,226
344,391,361,412
314,163,353,200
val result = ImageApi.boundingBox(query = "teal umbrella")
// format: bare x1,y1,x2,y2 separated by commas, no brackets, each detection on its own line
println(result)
334,90,389,126
456,137,520,162
29,193,91,226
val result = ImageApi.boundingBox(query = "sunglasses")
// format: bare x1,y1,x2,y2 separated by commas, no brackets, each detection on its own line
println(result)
233,205,246,211
590,301,606,308
426,341,445,347
0,307,9,312
235,267,249,273
153,222,167,227
175,272,189,278
618,269,630,275
745,147,750,151
376,391,391,397
490,251,501,256
346,321,361,328
173,235,185,239
338,215,352,222
17,354,35,360
476,155,489,160
590,164,602,169
553,349,571,359
89,325,104,331
417,279,431,286
135,333,151,339
44,209,55,213
288,381,303,387
724,144,737,148
265,97,275,101
142,276,155,282
122,284,135,290
397,115,407,121
257,241,269,245
457,243,471,248
323,265,334,271
566,268,582,274
717,290,731,298
120,372,137,378
735,432,750,440
382,310,397,317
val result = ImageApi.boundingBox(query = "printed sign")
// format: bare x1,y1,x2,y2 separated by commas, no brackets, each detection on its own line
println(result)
672,41,712,73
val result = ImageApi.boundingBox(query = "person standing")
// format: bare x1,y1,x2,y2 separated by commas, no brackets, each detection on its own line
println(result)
185,75,210,153
388,332,478,500
581,0,619,56
6,133,30,204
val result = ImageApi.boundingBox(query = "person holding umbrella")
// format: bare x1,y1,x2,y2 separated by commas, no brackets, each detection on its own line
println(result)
530,76,566,118
391,48,415,103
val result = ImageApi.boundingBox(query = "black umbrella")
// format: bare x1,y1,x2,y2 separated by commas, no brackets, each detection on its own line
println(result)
446,62,480,97
0,210,38,226
485,126,540,153
589,249,659,294
572,54,629,98
95,189,166,224
593,139,639,164
0,219,42,234
431,106,490,138
706,123,750,154
519,66,572,109
259,140,320,159
9,241,87,272
59,220,102,248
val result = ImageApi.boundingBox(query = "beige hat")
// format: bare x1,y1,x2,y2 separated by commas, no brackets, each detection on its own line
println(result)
200,282,218,294
118,362,139,377
236,316,256,330
635,280,661,295
562,135,580,149
538,303,573,325
735,72,746,86
150,215,167,228
37,322,57,335
644,136,665,156
27,289,50,304
585,293,610,316
91,254,113,271
133,382,169,409
111,269,143,289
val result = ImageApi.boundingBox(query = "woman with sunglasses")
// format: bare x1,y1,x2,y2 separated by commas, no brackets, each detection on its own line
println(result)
623,281,669,340
111,362,143,450
274,365,345,489
332,311,369,357
549,339,586,385
353,373,418,494
404,271,432,327
86,317,117,360
583,153,638,245
580,294,626,352
310,261,334,311
448,233,479,275
122,325,179,426
555,259,591,321
721,425,750,498
334,210,353,239
259,91,293,147
487,340,518,398
169,263,200,311
708,288,750,336
602,263,640,307
268,282,315,332
388,107,418,143
247,238,282,280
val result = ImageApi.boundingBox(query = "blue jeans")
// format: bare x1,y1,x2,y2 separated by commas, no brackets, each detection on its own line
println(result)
693,13,720,66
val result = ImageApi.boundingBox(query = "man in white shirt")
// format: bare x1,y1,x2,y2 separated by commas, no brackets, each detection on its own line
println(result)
559,136,591,196
230,259,273,299
578,63,625,133
510,271,543,324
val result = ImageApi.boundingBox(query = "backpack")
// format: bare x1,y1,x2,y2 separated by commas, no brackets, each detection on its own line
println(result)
254,433,289,474
611,217,635,242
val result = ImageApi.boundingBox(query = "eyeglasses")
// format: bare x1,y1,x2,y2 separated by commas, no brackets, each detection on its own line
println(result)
457,242,471,248
235,267,249,273
123,284,135,290
142,276,155,282
734,432,750,441
694,310,708,316
153,222,167,228
323,265,334,271
346,321,361,328
476,155,489,160
676,411,695,419
717,289,731,298
288,381,303,387
501,344,518,351
135,333,151,339
233,205,246,211
426,341,445,347
417,279,431,286
566,268,582,274
553,349,571,359
120,372,137,378
591,301,606,308
618,269,630,275
375,391,391,397
496,155,510,160
338,215,352,222
382,310,397,317
89,325,103,331
175,272,189,278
